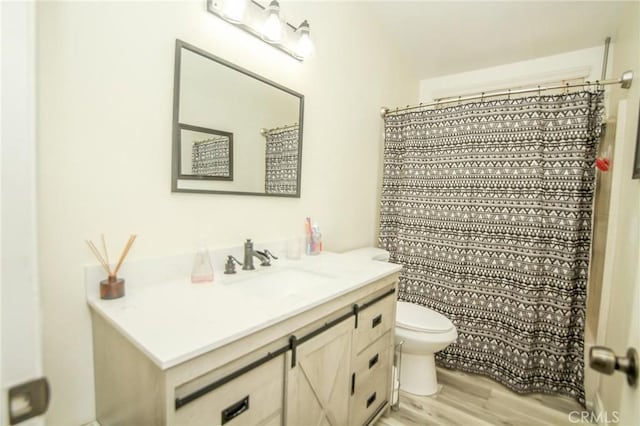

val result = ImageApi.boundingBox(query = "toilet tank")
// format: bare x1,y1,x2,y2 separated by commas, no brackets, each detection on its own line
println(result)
342,247,390,262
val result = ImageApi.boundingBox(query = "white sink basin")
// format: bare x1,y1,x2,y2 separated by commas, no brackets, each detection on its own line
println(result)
222,268,335,299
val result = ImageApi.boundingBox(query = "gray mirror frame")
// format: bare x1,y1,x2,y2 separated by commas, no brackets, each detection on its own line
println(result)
171,39,304,197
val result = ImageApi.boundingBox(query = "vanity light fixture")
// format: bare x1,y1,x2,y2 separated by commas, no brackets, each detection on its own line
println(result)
206,0,314,61
295,20,314,59
261,0,282,43
221,0,247,23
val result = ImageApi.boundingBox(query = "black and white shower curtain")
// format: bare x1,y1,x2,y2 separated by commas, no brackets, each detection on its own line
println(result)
191,136,230,177
264,126,299,195
379,91,604,404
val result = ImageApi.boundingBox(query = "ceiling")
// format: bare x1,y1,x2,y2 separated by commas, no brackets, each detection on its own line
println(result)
366,1,629,80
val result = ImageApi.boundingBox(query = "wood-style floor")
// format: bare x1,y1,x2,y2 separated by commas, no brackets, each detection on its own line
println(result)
377,367,589,426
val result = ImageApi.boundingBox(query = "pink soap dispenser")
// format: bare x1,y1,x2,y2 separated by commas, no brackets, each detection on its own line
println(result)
191,241,214,283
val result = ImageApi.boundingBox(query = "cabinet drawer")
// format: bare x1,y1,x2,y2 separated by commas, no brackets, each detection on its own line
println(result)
353,331,392,394
351,360,389,426
354,294,395,354
174,355,284,426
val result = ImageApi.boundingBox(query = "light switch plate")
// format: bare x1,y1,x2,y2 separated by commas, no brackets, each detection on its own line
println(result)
8,377,49,425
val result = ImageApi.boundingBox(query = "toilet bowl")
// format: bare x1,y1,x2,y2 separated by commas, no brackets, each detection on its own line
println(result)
342,247,458,396
395,301,457,395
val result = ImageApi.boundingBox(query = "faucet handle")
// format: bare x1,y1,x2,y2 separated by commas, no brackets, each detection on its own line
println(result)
263,249,279,260
224,255,243,274
255,250,272,267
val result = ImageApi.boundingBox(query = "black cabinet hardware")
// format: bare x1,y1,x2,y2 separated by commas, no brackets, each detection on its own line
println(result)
352,304,360,328
368,353,379,369
372,314,382,328
289,335,298,368
366,392,377,408
221,395,249,424
351,373,356,396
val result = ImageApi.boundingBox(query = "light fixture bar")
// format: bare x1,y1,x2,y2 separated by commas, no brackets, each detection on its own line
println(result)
206,0,309,61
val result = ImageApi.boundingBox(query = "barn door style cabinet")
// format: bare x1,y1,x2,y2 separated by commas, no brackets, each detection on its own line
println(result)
91,269,399,426
285,285,396,425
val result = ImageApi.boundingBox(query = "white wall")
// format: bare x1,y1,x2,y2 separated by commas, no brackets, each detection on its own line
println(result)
36,1,417,424
419,45,608,102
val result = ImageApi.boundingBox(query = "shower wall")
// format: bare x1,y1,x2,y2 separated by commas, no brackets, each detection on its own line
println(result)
586,122,616,339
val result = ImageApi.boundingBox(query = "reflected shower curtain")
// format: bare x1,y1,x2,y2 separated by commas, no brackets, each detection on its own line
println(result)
264,126,299,195
192,136,230,176
379,91,604,404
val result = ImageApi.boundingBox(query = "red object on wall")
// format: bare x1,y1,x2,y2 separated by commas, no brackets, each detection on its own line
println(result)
596,158,610,171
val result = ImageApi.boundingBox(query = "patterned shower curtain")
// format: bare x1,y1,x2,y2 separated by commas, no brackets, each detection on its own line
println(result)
379,91,604,404
191,136,230,177
264,126,299,195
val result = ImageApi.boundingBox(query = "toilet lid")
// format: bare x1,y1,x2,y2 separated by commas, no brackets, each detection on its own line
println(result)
396,301,454,333
342,247,390,262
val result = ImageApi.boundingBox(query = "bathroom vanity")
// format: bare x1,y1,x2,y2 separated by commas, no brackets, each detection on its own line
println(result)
87,250,401,425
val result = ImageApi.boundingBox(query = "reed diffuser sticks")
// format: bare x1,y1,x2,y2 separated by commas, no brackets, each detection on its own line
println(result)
86,234,136,300
86,234,136,280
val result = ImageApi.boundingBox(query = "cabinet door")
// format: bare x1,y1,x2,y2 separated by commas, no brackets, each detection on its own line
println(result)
285,319,353,426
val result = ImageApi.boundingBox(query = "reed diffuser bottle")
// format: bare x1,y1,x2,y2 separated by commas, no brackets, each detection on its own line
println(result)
86,234,137,300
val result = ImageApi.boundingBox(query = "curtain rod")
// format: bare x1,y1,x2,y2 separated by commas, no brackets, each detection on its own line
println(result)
193,135,228,144
380,70,633,118
260,123,299,136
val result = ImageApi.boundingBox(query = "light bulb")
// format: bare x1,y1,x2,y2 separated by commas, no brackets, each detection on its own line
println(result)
295,20,314,59
222,0,247,23
262,0,282,43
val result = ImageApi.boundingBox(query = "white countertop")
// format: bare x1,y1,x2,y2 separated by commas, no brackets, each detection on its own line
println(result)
86,250,401,370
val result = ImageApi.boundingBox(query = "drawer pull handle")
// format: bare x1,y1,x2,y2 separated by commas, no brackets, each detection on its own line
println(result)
372,314,382,328
221,395,250,425
369,353,379,369
351,373,356,396
366,392,377,408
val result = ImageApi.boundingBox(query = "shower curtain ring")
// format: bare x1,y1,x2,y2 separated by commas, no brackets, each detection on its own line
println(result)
481,92,485,102
458,96,461,105
507,89,511,100
538,86,541,96
565,82,570,95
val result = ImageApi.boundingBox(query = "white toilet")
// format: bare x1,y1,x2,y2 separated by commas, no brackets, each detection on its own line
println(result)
395,300,457,395
342,247,458,396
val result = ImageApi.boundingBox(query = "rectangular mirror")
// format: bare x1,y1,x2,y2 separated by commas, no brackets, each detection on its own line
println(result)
172,39,304,196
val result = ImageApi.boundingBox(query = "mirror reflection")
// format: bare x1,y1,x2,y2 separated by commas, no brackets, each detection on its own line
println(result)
172,40,304,196
179,124,233,180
